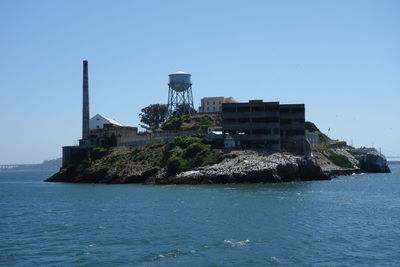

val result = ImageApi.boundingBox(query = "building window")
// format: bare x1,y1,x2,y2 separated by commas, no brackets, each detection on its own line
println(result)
252,117,279,123
292,107,305,113
213,101,215,104
251,106,264,112
286,129,305,135
252,129,267,135
237,106,250,112
222,107,236,112
238,118,250,123
96,126,99,129
207,101,209,105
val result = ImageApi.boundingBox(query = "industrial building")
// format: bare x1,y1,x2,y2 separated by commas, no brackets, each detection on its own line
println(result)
199,96,236,113
222,100,308,155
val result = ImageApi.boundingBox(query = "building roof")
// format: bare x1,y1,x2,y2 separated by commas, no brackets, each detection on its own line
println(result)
91,114,124,127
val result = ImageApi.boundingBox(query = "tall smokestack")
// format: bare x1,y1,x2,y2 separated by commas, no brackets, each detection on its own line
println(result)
82,60,89,140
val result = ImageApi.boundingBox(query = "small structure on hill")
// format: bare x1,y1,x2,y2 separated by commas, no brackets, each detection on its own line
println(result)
90,114,124,130
199,96,236,113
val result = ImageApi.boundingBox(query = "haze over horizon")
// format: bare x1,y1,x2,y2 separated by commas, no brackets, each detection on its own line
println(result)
1,0,399,164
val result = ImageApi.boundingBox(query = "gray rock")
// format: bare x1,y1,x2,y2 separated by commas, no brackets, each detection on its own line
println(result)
168,151,328,184
349,148,390,173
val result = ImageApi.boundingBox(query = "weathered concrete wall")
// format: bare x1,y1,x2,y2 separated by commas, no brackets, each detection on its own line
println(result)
62,146,79,167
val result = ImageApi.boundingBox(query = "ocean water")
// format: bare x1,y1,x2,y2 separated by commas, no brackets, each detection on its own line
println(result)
1,164,399,266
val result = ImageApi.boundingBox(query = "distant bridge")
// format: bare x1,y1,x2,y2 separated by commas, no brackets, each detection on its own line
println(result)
0,164,35,170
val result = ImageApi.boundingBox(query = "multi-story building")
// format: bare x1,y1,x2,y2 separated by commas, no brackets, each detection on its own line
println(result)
222,100,307,154
279,104,306,154
199,96,236,113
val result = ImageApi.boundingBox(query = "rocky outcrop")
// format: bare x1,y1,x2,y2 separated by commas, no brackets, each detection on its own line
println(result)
350,148,391,173
144,151,328,185
47,147,391,185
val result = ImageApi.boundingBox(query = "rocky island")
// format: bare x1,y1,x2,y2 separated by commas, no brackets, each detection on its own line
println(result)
46,134,390,185
47,62,390,184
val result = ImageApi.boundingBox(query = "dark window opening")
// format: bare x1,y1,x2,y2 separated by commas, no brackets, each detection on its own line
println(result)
238,118,250,123
292,107,305,113
293,118,305,123
266,106,279,112
237,106,251,112
252,129,267,135
251,106,264,112
286,129,305,135
223,107,236,112
252,117,279,123
224,118,236,123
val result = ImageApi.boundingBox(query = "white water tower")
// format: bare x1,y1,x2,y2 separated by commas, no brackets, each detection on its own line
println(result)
167,71,195,117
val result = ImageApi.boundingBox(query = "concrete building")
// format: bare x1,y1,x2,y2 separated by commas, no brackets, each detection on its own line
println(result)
199,97,236,113
222,100,307,154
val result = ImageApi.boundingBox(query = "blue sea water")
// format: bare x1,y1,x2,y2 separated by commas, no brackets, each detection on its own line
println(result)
1,164,400,266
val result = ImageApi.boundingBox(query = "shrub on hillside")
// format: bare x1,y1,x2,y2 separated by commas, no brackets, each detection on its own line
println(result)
162,136,221,175
328,151,353,168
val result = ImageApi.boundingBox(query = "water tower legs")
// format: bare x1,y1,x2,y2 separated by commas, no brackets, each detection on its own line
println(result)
167,86,195,118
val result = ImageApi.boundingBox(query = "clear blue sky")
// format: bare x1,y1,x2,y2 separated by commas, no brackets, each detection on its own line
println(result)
1,0,399,164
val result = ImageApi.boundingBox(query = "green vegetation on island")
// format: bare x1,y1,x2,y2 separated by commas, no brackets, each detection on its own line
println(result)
326,151,353,168
50,135,223,183
161,113,221,131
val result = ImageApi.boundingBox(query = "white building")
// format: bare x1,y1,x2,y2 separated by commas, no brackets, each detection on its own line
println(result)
199,96,236,113
90,114,124,130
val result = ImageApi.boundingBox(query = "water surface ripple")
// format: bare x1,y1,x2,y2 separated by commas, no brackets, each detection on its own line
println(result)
1,164,400,266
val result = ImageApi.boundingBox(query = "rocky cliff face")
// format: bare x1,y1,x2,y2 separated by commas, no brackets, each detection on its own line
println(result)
350,148,390,173
145,151,328,185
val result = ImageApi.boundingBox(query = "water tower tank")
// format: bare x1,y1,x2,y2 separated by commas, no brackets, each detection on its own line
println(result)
168,71,192,92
